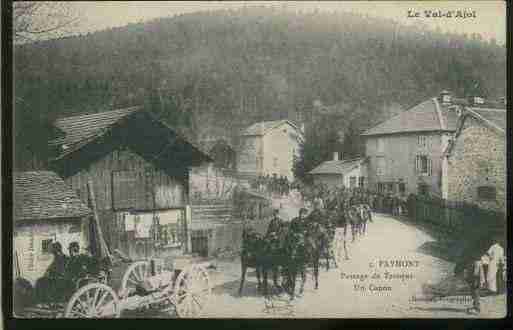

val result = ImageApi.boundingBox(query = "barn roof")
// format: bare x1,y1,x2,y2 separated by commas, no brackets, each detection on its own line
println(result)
309,157,367,175
241,120,303,137
14,171,91,221
361,98,459,136
49,106,142,159
48,107,212,173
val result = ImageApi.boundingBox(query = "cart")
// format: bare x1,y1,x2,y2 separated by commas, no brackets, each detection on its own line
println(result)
63,258,212,318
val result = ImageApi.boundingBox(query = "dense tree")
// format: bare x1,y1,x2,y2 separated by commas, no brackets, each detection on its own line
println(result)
13,7,506,171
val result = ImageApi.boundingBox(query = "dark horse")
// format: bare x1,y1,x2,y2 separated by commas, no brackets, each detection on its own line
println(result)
239,226,286,296
282,212,332,299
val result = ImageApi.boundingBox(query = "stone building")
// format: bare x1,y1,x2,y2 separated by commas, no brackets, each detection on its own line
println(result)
236,120,304,181
309,153,368,190
443,107,506,213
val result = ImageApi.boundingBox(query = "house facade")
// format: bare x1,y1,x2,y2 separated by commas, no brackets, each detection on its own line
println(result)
237,120,303,181
361,91,460,197
48,107,212,260
443,107,506,213
13,171,91,285
309,153,368,190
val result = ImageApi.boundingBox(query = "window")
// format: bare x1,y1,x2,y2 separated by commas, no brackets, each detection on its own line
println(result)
376,156,386,176
358,176,365,188
477,186,496,201
377,183,385,193
273,157,278,167
418,135,427,148
415,155,432,175
387,182,395,193
399,182,406,194
41,239,53,254
377,138,385,153
349,176,357,188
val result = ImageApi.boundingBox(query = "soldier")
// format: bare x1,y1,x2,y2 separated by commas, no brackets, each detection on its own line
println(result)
266,209,283,237
291,208,309,233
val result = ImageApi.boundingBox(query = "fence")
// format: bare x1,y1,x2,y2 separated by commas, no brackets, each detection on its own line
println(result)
405,195,506,235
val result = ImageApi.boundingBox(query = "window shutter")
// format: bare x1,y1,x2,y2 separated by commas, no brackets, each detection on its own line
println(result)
428,158,432,176
415,156,418,173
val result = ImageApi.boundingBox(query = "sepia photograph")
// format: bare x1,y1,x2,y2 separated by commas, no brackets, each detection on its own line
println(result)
7,0,507,321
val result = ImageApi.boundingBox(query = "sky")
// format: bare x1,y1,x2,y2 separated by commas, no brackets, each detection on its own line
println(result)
67,1,506,44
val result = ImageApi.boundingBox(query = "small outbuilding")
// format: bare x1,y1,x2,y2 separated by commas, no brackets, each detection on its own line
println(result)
13,171,91,285
309,153,368,190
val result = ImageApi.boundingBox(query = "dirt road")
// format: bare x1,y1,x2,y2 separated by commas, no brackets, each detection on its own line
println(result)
200,214,506,318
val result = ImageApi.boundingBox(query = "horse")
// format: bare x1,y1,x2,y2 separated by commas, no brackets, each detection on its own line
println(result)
239,227,265,295
239,225,287,296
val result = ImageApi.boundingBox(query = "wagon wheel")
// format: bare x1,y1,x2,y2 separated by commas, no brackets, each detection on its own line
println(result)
120,261,151,298
173,264,211,318
64,283,120,318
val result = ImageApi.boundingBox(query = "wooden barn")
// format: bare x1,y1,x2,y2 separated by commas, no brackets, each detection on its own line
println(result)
13,171,91,285
48,107,212,261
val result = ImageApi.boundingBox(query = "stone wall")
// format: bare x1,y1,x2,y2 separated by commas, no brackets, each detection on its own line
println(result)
447,116,506,213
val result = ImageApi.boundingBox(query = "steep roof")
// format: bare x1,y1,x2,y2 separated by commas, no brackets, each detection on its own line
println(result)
50,106,142,159
309,157,366,175
467,107,506,132
361,98,459,136
443,107,506,157
241,120,302,137
14,171,91,222
49,107,212,170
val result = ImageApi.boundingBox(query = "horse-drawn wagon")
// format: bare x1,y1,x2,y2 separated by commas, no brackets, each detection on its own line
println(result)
16,257,212,318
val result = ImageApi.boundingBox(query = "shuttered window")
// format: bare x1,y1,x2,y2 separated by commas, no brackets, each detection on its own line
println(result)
112,171,150,210
415,155,432,176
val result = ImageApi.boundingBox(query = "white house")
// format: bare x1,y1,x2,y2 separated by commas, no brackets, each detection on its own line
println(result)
309,153,368,190
237,120,304,181
14,171,91,285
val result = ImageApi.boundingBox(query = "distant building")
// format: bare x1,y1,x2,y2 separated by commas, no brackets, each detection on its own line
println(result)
13,171,91,284
237,120,304,181
443,106,506,213
48,107,212,260
309,153,368,190
361,91,461,197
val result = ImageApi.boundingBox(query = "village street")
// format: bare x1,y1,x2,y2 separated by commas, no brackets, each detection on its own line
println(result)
193,193,506,319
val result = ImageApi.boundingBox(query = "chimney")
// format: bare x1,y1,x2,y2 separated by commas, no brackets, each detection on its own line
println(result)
439,90,452,105
333,152,339,161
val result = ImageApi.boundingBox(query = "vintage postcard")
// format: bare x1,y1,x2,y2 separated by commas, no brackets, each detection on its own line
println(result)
8,0,507,321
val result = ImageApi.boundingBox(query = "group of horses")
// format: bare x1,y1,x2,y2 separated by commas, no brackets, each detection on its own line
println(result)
239,200,373,300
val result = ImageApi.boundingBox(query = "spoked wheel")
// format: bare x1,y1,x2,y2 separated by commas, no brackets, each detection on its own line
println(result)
173,264,211,318
120,261,151,298
64,283,120,318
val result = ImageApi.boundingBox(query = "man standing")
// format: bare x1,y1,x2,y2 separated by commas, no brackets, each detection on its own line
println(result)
485,237,505,294
454,253,482,315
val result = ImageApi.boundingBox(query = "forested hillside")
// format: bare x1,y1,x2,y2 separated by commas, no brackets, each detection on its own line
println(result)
14,7,506,171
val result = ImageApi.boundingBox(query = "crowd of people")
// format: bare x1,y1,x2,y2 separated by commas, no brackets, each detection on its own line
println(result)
296,183,408,218
250,174,292,196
